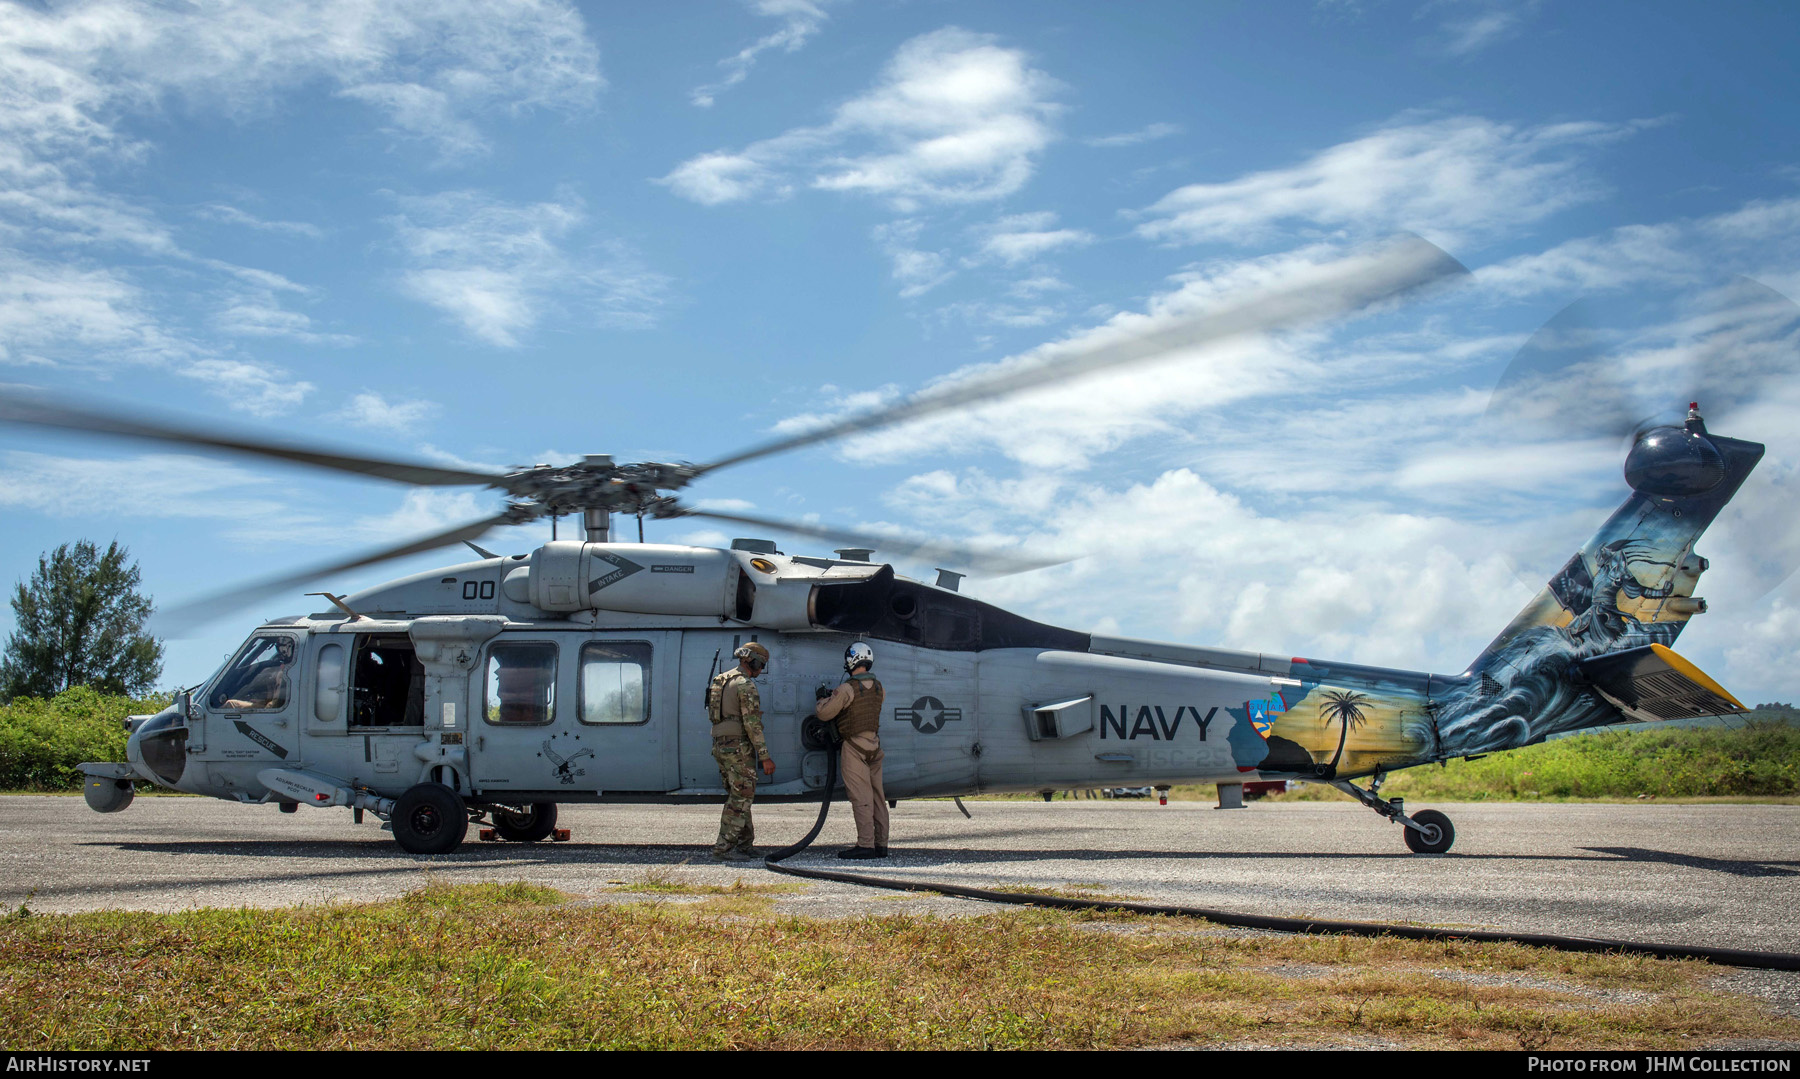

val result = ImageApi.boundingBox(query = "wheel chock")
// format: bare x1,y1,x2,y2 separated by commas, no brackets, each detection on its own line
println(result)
552,828,571,842
479,828,498,842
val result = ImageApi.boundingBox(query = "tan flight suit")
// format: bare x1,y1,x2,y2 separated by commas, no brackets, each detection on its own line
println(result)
817,672,886,849
708,668,771,854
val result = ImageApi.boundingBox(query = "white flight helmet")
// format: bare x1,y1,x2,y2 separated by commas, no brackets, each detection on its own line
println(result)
844,641,874,674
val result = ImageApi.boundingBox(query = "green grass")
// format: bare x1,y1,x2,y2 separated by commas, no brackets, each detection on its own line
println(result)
2,882,1794,1050
1014,721,1800,804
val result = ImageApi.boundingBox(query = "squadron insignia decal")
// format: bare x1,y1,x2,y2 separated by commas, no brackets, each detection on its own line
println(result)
539,732,595,784
896,696,962,733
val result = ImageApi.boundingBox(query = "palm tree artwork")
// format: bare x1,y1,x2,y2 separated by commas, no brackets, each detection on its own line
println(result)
1317,689,1370,773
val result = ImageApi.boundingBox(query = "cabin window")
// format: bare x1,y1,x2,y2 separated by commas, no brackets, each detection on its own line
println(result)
350,635,424,727
314,643,345,723
486,642,558,726
579,641,651,725
208,635,296,712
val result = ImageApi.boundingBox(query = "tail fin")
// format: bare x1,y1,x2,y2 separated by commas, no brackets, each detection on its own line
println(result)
1434,429,1763,755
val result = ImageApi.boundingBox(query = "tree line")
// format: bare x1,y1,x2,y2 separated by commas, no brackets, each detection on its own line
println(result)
0,540,161,702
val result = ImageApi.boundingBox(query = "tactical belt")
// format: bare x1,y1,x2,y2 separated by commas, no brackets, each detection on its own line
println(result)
712,720,745,739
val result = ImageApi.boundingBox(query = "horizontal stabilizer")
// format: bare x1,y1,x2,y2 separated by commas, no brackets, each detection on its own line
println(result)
1573,643,1747,722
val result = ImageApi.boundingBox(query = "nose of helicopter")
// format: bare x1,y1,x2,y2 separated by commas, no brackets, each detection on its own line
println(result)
126,705,189,788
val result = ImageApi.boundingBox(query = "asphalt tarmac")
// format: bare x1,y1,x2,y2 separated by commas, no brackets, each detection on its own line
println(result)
7,794,1798,954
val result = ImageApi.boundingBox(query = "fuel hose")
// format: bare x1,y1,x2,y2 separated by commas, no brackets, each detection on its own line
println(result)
764,746,1800,972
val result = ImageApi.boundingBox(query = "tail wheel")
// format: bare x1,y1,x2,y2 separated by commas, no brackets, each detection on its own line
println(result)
1403,808,1455,854
392,783,469,855
492,802,558,843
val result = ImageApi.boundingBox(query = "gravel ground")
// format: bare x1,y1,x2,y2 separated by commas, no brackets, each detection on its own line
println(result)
9,794,1799,1033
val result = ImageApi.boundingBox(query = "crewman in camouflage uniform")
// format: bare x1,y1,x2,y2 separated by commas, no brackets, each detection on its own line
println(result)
815,641,887,859
708,641,775,861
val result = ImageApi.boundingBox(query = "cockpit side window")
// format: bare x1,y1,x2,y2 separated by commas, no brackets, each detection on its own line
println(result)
208,635,297,712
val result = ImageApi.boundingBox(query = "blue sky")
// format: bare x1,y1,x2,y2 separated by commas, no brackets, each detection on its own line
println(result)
2,0,1798,701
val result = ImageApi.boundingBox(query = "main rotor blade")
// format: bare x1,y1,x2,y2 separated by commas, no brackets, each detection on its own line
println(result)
152,512,520,635
0,394,507,488
698,235,1467,475
678,508,1069,577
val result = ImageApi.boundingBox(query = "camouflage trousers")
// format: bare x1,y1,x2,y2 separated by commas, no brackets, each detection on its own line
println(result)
711,737,758,854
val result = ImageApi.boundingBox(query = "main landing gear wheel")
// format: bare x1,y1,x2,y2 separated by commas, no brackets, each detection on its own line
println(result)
1403,809,1455,854
491,803,558,843
393,783,469,855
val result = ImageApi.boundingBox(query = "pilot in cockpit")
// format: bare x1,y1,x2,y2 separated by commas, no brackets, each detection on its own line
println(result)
219,636,296,711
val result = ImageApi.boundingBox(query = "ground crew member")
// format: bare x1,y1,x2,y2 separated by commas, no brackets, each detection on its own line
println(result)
815,641,887,859
708,641,775,861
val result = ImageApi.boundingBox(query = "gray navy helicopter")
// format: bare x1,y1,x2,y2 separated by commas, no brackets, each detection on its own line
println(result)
2,237,1774,855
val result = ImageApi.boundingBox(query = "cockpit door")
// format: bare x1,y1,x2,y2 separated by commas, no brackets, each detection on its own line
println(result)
199,631,303,764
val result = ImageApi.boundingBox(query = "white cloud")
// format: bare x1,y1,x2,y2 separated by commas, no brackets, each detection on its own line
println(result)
179,358,315,418
0,252,187,365
970,211,1094,266
0,0,602,168
0,451,282,520
662,27,1062,211
1084,122,1181,148
871,219,954,297
1134,114,1652,248
775,240,1468,471
953,467,1535,671
1474,196,1800,300
388,190,671,346
193,204,324,239
1422,0,1540,57
210,289,356,346
330,392,439,434
691,0,835,108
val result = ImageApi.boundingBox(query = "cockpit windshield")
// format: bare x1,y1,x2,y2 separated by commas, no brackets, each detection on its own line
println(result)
208,634,297,711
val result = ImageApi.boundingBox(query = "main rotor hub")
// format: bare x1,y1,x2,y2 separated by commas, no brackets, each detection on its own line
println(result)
500,457,700,517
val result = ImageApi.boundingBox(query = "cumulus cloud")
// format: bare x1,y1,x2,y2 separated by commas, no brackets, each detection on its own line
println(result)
691,0,835,108
1134,115,1655,248
662,28,1062,211
387,190,671,346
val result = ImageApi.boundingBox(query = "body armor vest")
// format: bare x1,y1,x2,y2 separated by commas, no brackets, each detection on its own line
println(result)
708,669,749,738
835,675,884,739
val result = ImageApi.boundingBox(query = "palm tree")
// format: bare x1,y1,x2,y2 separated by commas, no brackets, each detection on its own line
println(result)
1318,690,1370,773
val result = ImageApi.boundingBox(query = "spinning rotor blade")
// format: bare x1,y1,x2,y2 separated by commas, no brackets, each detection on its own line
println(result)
153,511,522,634
676,508,1068,577
698,235,1467,475
0,395,507,488
1483,277,1800,598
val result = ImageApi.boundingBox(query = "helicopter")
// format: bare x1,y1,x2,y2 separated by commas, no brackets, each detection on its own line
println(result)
1,236,1768,856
